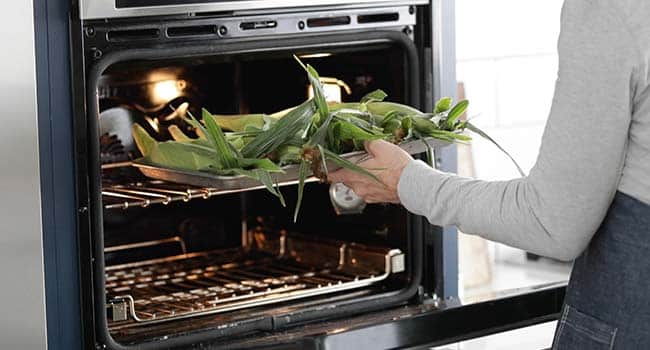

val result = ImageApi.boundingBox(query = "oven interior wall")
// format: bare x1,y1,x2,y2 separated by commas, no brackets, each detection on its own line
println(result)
98,43,417,346
102,44,409,252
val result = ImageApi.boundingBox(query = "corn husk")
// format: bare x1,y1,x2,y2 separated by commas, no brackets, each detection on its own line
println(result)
132,57,523,221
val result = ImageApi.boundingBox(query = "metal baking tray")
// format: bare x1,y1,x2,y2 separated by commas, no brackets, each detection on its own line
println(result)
131,138,447,190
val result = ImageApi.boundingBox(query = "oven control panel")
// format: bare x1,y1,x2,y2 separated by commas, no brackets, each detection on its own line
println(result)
80,0,428,20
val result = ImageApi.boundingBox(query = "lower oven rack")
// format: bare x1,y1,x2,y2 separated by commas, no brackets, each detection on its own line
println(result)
106,232,405,329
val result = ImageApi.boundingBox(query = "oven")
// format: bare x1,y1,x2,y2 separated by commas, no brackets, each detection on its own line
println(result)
22,0,566,349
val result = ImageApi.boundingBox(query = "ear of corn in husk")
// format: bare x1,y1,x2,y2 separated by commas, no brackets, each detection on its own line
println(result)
133,57,523,221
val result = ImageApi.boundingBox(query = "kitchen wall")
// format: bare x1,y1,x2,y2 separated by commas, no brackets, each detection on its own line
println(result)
455,0,569,293
456,0,563,179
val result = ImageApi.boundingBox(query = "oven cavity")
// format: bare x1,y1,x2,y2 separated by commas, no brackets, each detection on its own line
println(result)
89,20,421,347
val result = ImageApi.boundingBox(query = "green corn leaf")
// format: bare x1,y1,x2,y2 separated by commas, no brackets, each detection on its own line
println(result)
241,99,315,158
185,109,211,142
202,108,239,169
434,97,453,114
335,119,387,141
294,55,329,121
237,158,284,172
412,116,441,134
132,123,157,157
316,144,330,178
466,122,525,176
383,118,402,135
189,139,214,148
211,113,266,132
307,111,336,147
361,89,388,104
428,129,472,142
401,116,413,137
379,110,403,127
445,100,469,130
334,113,374,130
424,141,435,168
410,116,471,143
294,160,310,222
366,101,424,118
226,135,246,151
327,122,343,153
276,145,303,165
321,148,381,183
255,169,286,207
230,168,286,207
148,141,221,171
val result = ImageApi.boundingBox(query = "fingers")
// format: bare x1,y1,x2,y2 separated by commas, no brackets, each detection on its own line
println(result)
364,139,391,157
327,168,354,183
328,158,381,183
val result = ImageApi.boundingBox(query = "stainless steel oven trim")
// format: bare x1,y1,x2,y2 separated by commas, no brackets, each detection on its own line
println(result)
0,1,48,349
80,0,428,20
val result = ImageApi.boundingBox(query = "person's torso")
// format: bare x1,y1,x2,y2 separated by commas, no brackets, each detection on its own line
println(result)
612,0,650,204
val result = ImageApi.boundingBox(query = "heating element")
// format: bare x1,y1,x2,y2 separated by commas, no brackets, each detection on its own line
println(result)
106,231,405,329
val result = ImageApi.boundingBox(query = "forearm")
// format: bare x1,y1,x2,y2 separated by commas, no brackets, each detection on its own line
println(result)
398,161,594,261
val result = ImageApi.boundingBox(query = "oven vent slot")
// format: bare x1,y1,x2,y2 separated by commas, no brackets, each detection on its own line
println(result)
357,12,400,24
306,16,351,28
106,28,160,42
166,25,218,38
239,20,278,31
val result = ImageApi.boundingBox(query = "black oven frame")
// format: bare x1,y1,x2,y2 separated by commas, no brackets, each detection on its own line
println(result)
76,21,447,348
57,2,568,349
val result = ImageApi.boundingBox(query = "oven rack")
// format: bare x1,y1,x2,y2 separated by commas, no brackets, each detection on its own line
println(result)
102,180,221,210
102,178,321,210
106,232,405,329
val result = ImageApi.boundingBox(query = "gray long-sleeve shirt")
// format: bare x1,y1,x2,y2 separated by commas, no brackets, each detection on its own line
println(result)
397,0,650,261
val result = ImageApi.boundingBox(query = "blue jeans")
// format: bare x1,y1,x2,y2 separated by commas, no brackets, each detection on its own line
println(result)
552,192,650,349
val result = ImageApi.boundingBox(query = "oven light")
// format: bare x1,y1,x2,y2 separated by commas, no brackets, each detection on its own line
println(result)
299,53,332,59
308,77,351,103
151,79,187,105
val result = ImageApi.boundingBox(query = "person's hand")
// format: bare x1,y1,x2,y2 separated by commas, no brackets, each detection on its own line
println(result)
327,140,413,203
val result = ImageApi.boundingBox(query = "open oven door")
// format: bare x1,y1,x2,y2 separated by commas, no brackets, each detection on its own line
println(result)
201,283,566,349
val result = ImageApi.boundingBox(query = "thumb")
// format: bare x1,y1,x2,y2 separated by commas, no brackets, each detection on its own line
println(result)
364,139,389,157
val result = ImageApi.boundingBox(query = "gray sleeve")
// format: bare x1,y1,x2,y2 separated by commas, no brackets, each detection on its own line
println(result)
397,0,639,261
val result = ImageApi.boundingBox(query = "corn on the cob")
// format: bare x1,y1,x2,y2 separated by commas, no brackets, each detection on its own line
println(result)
132,56,522,221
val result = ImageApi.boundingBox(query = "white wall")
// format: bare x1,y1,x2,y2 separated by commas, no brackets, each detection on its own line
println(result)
456,0,563,180
456,0,566,276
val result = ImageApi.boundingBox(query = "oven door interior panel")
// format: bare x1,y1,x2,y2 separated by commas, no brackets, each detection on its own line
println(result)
88,30,427,349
